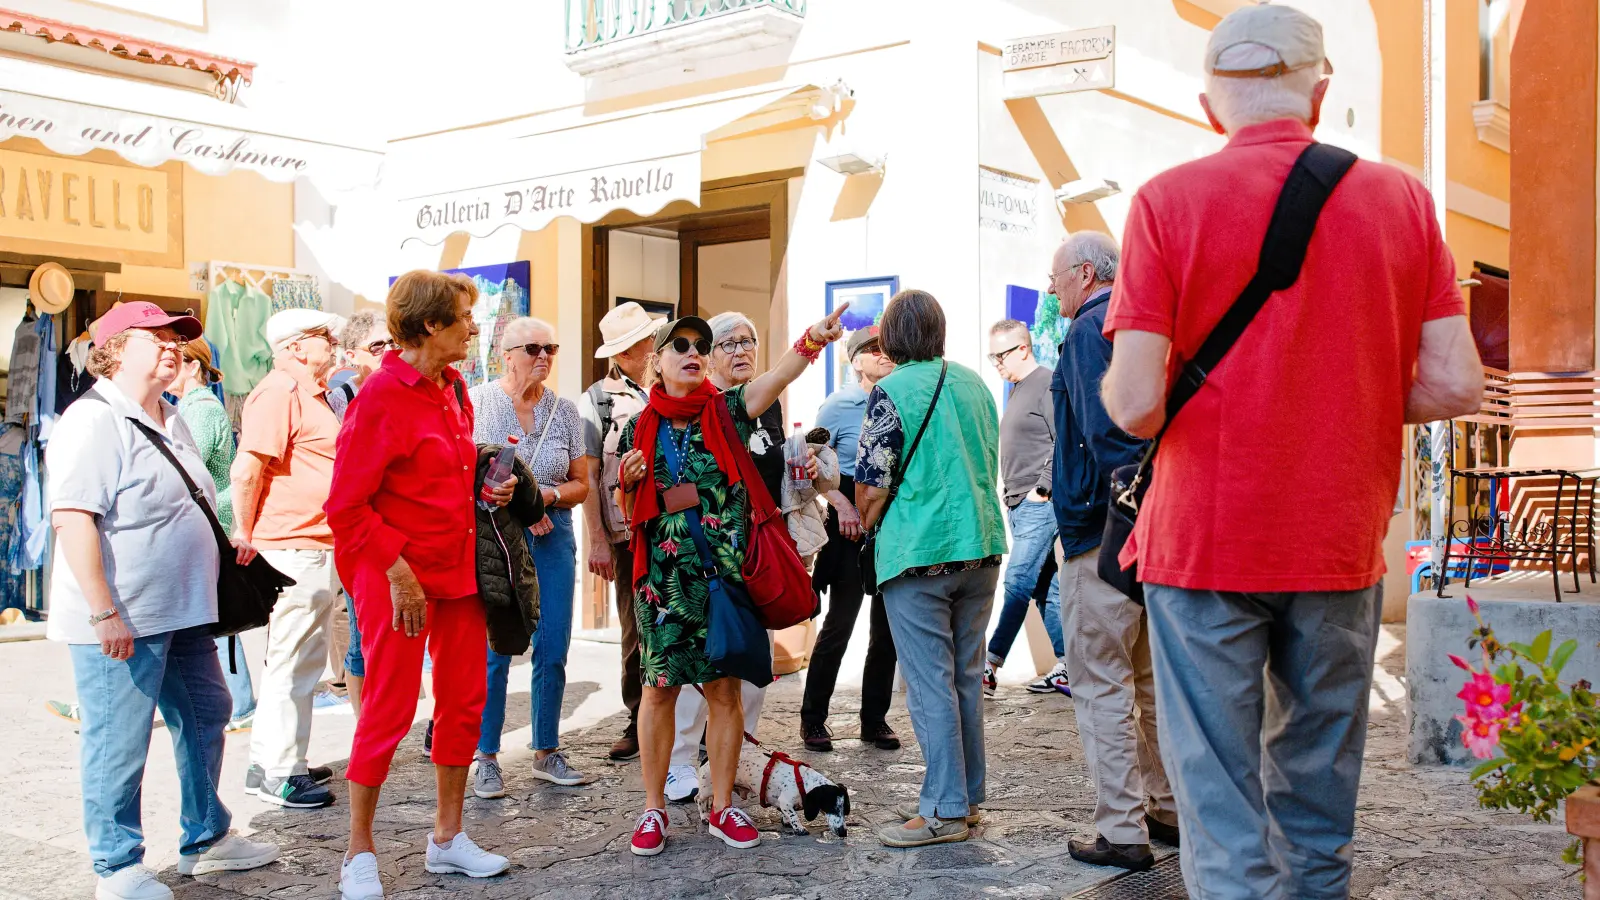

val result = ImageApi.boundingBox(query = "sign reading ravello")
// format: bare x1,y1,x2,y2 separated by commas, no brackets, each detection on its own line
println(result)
0,144,180,266
401,153,700,245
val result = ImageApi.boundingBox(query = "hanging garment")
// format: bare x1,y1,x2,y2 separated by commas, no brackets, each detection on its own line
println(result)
35,314,58,443
18,428,44,569
0,424,23,610
204,280,275,394
4,313,40,427
55,350,92,413
271,279,323,313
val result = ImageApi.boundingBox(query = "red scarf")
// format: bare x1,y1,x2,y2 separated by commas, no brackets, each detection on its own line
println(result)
629,380,745,587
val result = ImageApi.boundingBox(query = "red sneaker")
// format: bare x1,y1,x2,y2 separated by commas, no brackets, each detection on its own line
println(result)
631,808,668,857
708,806,762,849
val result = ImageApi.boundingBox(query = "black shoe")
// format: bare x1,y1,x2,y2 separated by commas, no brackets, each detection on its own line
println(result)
257,773,335,809
801,721,834,752
423,719,434,756
248,763,333,794
861,721,901,750
609,724,641,761
1068,835,1154,871
1145,814,1180,847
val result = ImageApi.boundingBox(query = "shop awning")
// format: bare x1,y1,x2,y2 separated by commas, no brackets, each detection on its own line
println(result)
0,56,384,192
387,81,850,247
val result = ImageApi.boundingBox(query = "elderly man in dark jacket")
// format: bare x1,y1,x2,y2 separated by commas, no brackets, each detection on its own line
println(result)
475,446,544,654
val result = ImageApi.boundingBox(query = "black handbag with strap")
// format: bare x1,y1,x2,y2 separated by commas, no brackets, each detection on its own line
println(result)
83,392,296,635
859,360,947,596
1099,142,1358,604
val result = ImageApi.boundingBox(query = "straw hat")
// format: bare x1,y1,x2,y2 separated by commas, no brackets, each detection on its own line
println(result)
596,301,664,358
28,263,74,315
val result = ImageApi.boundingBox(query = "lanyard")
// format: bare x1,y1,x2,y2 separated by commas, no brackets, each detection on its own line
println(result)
660,424,694,484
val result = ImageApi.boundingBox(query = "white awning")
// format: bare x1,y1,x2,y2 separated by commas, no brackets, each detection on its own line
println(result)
0,57,384,192
387,81,848,247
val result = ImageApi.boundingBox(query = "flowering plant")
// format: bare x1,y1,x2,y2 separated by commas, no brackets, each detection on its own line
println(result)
1453,596,1599,861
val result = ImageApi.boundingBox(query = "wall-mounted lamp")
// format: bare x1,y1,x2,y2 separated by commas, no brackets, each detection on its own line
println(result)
1055,178,1121,205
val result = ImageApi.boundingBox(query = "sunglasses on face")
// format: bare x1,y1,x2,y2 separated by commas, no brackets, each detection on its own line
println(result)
517,343,559,358
364,339,396,355
715,337,757,355
665,336,712,356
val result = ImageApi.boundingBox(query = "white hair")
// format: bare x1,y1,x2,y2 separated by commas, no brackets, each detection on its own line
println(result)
706,311,757,345
500,316,554,351
1058,231,1120,284
1204,43,1322,133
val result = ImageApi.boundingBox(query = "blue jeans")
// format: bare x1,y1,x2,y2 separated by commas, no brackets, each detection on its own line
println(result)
1144,582,1383,900
343,590,365,678
480,508,576,754
213,634,256,720
987,500,1063,663
881,566,999,820
69,624,232,876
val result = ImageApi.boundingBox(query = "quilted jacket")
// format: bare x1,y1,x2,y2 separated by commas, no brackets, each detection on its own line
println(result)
474,445,544,656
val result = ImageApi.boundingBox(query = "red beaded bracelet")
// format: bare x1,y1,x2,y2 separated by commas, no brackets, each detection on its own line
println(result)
793,332,824,362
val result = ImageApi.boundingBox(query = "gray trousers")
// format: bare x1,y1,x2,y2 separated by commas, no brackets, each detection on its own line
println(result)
1144,582,1383,900
881,566,999,821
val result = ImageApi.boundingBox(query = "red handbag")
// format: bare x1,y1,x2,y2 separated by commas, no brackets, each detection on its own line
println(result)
716,408,816,630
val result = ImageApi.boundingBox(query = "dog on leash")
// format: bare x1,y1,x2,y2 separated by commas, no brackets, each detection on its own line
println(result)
697,749,851,837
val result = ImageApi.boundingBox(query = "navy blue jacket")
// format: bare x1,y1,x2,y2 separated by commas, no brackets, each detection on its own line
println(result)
1051,288,1149,558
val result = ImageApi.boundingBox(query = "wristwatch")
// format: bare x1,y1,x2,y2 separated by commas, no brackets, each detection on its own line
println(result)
553,486,563,506
88,608,118,626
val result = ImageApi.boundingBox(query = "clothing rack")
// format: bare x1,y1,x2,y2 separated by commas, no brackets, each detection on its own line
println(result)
206,260,320,296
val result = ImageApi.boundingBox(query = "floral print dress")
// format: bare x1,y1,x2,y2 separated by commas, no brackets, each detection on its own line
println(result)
618,385,758,687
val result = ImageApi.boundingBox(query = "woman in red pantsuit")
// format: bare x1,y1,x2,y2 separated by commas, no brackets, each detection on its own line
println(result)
325,270,517,900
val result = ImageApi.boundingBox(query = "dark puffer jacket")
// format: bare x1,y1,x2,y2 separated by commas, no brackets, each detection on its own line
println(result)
475,445,544,656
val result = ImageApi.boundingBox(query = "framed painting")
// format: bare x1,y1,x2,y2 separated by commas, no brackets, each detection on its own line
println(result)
824,275,899,395
389,261,531,388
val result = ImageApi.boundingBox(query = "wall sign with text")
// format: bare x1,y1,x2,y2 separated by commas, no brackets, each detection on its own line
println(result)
1002,26,1116,100
0,141,182,267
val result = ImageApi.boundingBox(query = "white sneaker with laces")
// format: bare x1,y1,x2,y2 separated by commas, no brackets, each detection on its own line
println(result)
96,864,172,900
177,831,281,875
664,764,699,802
1025,660,1072,696
340,852,384,900
425,832,509,878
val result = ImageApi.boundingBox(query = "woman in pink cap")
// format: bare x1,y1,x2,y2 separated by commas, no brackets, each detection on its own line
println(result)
46,302,280,900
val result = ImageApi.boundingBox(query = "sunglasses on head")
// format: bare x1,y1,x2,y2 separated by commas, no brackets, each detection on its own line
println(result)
665,336,712,356
517,343,559,358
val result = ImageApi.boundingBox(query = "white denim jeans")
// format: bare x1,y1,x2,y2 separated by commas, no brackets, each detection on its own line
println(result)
249,548,338,778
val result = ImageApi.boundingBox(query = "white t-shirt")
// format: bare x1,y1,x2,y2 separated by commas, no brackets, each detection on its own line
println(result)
45,379,221,644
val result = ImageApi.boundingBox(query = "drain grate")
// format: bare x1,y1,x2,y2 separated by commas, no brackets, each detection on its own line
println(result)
1070,855,1186,899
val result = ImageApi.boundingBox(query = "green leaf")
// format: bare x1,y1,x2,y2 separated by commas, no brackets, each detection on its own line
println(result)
1507,642,1536,660
1471,757,1508,779
1532,631,1553,665
1552,639,1579,676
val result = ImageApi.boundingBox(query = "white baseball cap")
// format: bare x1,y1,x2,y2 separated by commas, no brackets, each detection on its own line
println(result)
1206,4,1332,79
267,308,347,351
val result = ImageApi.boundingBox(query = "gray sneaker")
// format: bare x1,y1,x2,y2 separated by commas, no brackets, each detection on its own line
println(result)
879,815,969,848
472,756,506,799
529,751,587,786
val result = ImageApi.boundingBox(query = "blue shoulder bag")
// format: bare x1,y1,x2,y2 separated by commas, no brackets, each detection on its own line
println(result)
658,421,773,686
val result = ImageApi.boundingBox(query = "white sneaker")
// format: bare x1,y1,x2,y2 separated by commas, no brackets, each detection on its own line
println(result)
96,864,172,900
339,852,384,900
177,831,281,875
664,764,699,803
425,832,509,878
1025,660,1072,696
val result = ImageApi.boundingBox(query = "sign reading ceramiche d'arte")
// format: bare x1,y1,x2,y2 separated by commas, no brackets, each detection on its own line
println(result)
979,166,1042,236
402,153,701,245
1002,25,1115,72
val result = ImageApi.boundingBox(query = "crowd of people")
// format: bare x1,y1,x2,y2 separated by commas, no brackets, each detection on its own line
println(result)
46,7,1486,900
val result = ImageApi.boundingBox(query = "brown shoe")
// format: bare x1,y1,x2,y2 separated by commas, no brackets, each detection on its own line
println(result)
861,721,901,750
608,724,640,761
1145,814,1180,847
801,721,834,752
1068,835,1154,871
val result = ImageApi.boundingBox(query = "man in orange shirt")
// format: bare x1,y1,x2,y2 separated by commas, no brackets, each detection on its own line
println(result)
232,308,347,810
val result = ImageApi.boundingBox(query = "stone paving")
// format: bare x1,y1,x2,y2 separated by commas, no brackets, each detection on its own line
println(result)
2,624,1587,899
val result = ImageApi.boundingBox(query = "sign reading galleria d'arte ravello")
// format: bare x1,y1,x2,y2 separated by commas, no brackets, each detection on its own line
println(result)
405,153,700,243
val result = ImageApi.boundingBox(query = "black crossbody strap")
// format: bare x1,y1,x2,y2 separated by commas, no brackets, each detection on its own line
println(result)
883,360,948,515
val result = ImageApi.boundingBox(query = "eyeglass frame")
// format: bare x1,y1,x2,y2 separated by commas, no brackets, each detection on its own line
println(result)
987,343,1027,366
1047,259,1094,292
362,339,397,355
515,343,560,358
664,336,712,357
124,329,190,352
713,337,757,355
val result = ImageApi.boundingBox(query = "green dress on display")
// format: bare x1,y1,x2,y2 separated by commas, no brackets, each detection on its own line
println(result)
618,385,758,687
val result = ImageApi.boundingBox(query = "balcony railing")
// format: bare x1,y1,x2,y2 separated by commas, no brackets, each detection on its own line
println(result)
565,0,806,54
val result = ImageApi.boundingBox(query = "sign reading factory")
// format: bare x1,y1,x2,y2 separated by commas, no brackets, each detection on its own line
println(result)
1002,26,1116,100
401,153,700,245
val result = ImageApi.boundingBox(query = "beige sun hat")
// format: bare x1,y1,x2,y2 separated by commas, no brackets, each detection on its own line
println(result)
1206,4,1332,79
595,301,664,359
28,262,74,315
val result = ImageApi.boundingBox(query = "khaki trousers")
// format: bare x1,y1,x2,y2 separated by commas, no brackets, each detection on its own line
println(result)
1057,542,1177,845
250,548,338,779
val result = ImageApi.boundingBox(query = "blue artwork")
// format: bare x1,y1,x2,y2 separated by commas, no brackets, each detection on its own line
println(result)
824,276,899,395
1005,284,1066,371
390,261,531,387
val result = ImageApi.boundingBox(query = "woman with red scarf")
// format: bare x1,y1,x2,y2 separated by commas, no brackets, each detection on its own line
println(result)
616,308,847,856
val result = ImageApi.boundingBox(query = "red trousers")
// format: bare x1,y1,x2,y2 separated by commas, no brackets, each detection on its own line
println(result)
345,565,486,787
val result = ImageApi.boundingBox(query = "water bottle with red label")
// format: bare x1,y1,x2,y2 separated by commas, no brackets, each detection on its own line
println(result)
785,422,809,489
477,435,520,510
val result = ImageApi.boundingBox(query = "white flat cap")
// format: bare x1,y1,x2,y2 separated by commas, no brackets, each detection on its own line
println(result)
267,308,347,350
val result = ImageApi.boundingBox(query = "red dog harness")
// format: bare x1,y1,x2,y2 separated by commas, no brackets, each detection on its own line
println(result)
759,748,808,809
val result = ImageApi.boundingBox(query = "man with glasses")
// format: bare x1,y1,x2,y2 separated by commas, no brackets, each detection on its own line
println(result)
982,320,1068,699
232,308,347,809
326,311,394,423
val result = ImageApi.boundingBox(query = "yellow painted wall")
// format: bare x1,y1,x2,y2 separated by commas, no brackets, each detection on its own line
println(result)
1447,210,1511,276
1448,0,1510,202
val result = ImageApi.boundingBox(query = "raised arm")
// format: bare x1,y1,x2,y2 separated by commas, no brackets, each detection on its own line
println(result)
743,302,850,418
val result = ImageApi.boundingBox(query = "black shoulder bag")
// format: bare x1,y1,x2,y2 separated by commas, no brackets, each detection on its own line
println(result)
1099,142,1358,604
84,393,297,635
860,360,947,596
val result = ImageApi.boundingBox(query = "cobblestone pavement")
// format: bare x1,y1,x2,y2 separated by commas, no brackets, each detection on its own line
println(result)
2,625,1585,899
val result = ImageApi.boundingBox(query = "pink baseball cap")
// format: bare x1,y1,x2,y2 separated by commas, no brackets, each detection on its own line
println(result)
94,301,203,346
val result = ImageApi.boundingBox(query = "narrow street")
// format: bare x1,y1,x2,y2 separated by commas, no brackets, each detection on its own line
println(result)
0,625,1577,900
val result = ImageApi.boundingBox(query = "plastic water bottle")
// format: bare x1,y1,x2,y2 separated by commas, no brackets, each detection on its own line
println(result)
477,435,520,509
785,422,809,488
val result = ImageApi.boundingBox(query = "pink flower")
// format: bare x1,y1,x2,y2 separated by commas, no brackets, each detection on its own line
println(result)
1449,654,1474,671
658,538,680,555
702,515,723,530
639,584,661,605
656,675,668,687
1457,671,1512,720
1458,714,1504,759
1466,595,1481,615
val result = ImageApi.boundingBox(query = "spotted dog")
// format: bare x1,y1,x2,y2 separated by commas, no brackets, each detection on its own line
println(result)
697,748,851,837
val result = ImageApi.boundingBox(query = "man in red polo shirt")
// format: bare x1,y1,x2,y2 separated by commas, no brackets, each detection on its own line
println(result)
1100,6,1483,899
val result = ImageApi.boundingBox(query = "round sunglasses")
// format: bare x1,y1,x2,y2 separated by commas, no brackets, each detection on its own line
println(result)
663,336,712,356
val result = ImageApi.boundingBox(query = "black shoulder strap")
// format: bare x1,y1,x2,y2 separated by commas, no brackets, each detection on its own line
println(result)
885,360,948,507
452,378,465,407
339,381,356,404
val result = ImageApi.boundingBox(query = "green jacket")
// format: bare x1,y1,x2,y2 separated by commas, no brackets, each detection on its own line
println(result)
204,281,274,394
874,359,1008,582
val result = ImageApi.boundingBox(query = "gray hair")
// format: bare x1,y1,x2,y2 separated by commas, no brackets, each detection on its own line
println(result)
1204,43,1321,133
989,319,1030,341
1058,231,1120,284
500,316,554,352
706,311,757,346
879,289,946,364
340,311,376,349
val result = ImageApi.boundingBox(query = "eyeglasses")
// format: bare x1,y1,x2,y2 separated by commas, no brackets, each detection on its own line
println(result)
127,330,188,352
302,330,340,348
665,336,712,356
858,343,884,357
715,337,757,355
1048,261,1092,284
517,343,559,358
364,339,396,355
988,344,1025,366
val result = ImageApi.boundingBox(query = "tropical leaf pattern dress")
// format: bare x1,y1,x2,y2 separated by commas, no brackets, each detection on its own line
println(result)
618,386,758,687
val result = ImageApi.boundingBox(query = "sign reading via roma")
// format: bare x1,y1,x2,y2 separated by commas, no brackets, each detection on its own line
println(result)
400,153,701,246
